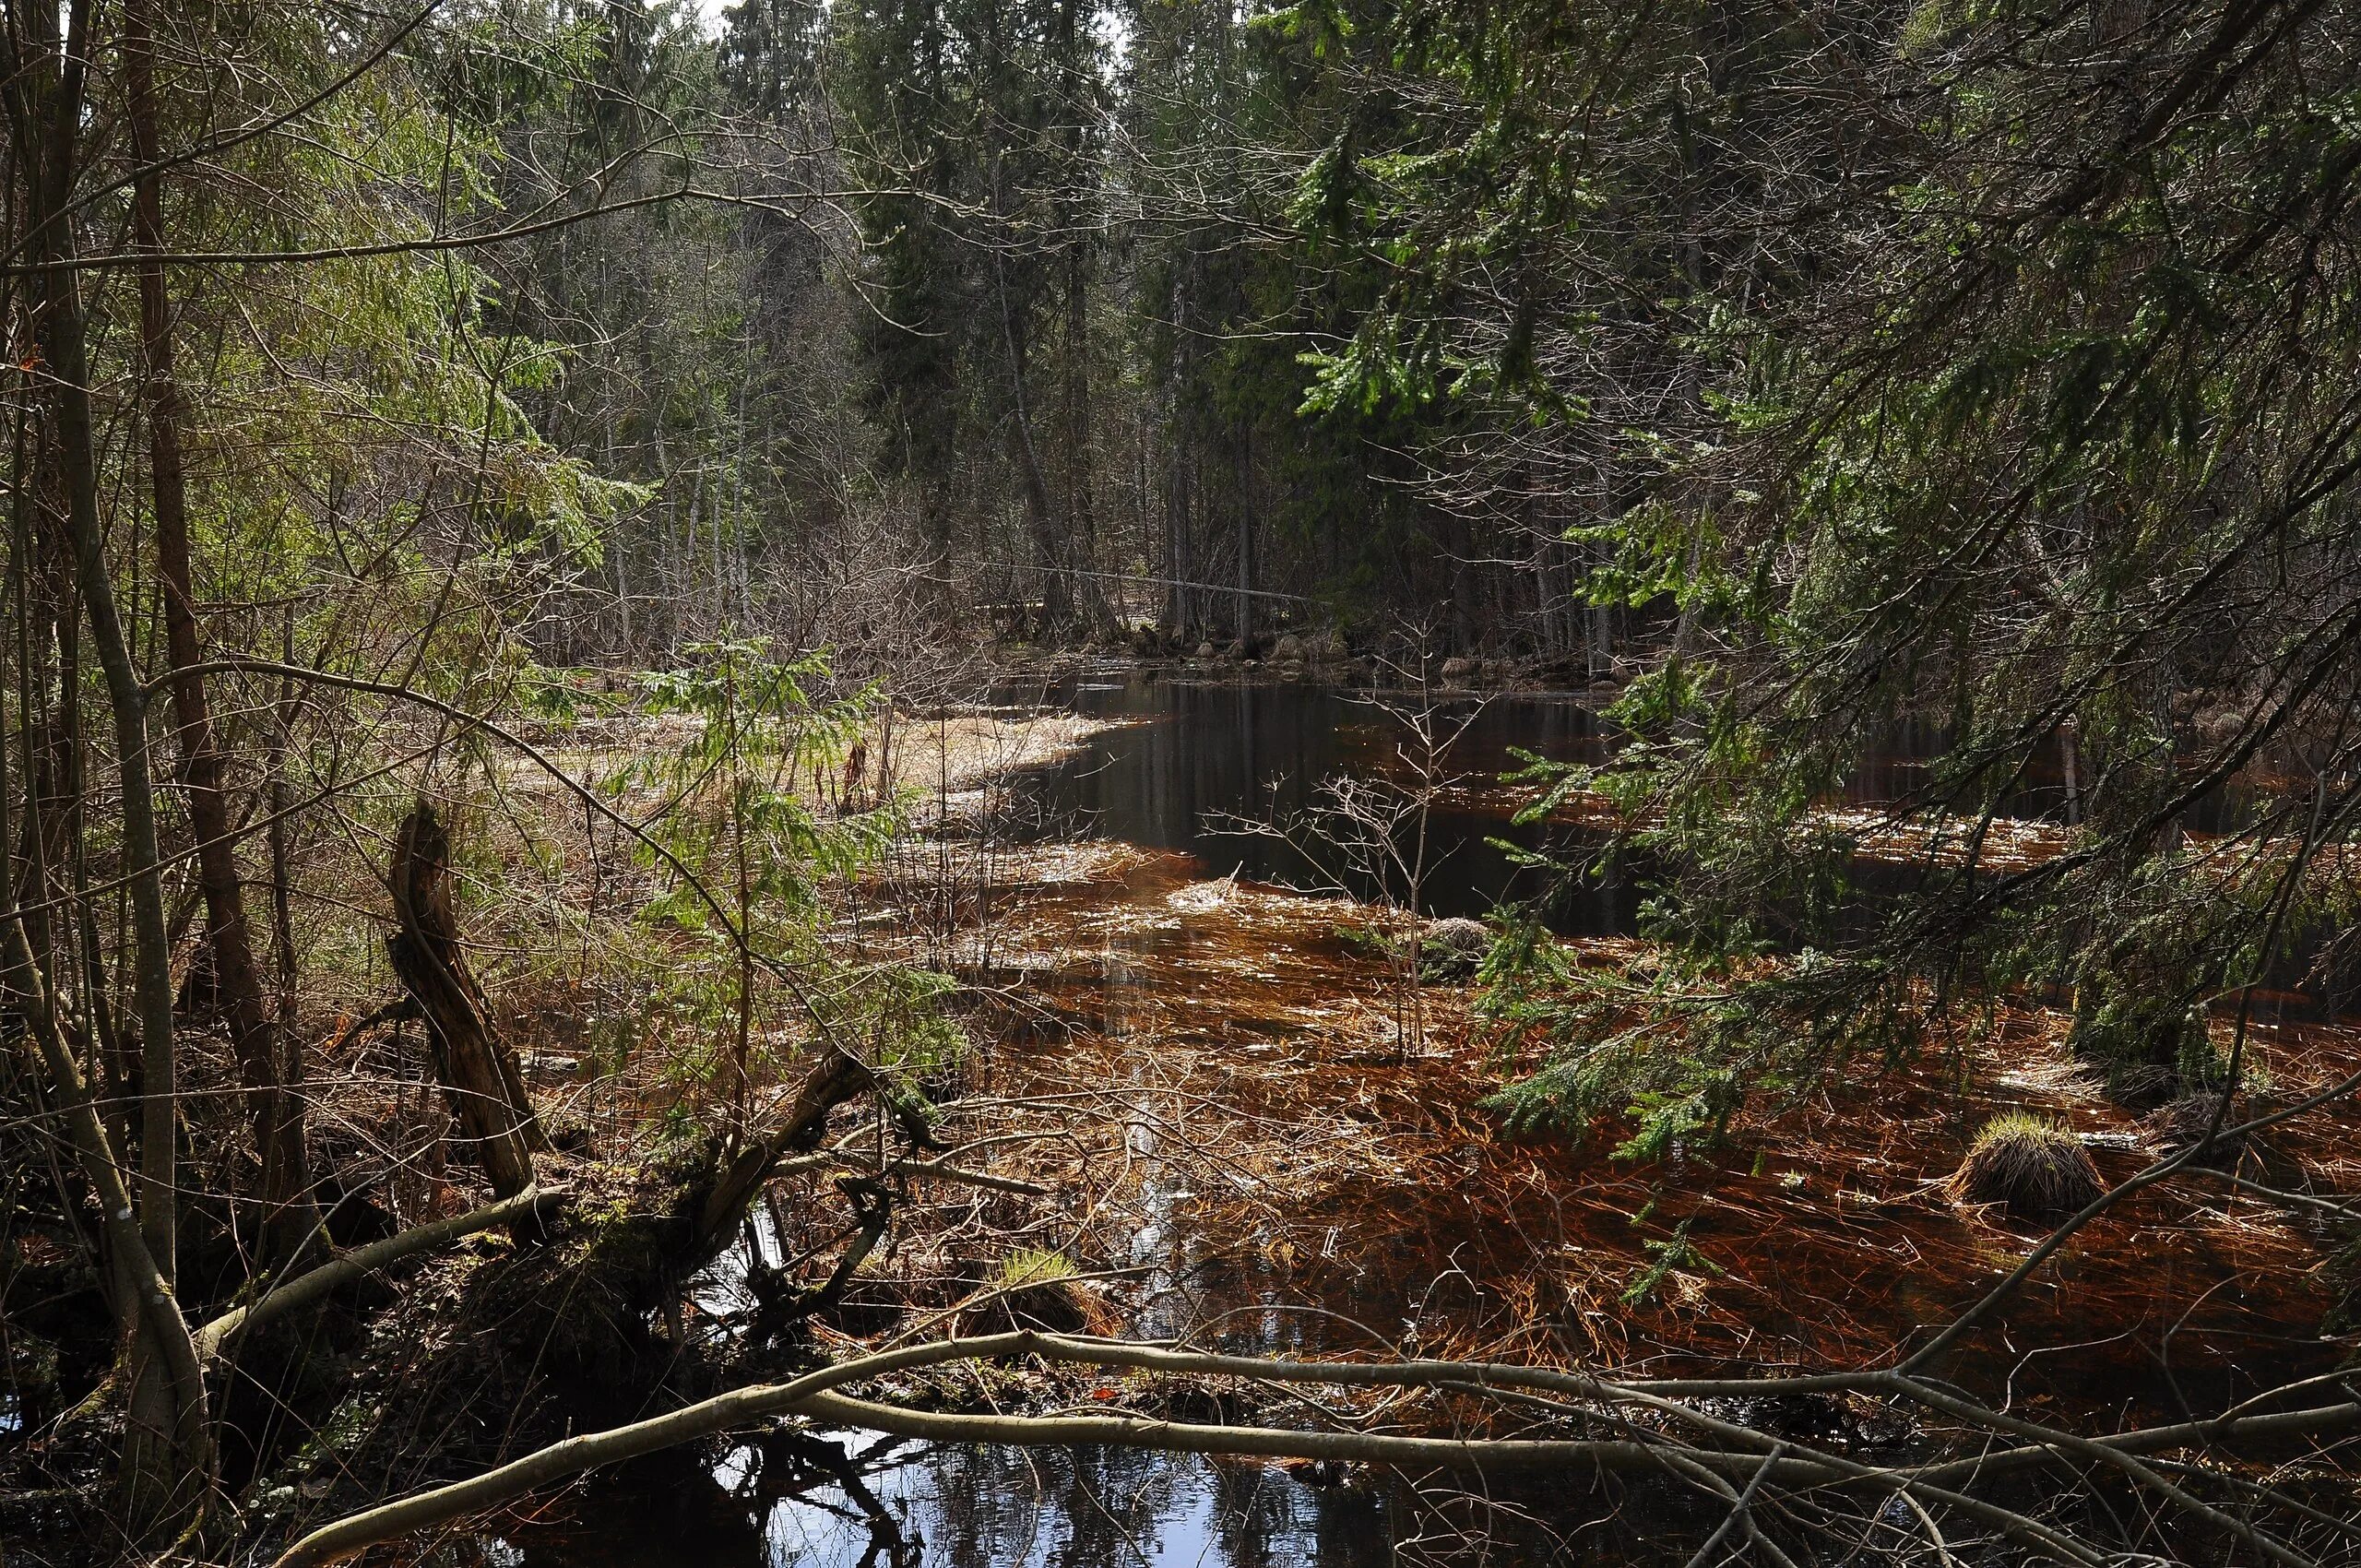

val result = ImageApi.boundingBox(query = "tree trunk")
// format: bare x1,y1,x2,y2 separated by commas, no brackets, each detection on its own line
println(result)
12,0,195,1522
1233,425,1253,647
693,1047,872,1254
1164,255,1197,637
127,0,314,1266
1000,268,1069,633
1062,213,1107,631
1,908,213,1519
386,802,544,1201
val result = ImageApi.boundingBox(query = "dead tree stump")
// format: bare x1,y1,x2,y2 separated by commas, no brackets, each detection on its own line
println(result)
386,802,545,1198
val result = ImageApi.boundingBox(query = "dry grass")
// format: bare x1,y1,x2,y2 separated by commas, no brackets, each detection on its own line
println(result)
504,707,1121,821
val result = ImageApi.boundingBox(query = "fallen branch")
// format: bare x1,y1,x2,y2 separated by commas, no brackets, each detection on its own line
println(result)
1680,1443,1785,1568
694,1049,873,1249
197,1185,566,1359
770,1146,1052,1196
2189,1165,2361,1223
270,1329,2361,1568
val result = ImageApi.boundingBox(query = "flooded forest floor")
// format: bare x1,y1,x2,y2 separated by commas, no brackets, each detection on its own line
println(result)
865,838,2358,1407
35,670,2351,1567
426,674,2361,1561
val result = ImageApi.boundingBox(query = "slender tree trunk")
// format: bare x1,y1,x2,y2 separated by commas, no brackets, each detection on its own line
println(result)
35,19,180,1300
1164,414,1190,636
1062,218,1106,631
8,538,74,1012
2061,719,2082,826
1163,258,1195,637
1,909,213,1513
998,253,1068,631
709,463,726,631
127,0,314,1265
12,0,196,1520
615,539,632,657
1233,425,1253,648
267,615,301,1019
1449,515,1476,653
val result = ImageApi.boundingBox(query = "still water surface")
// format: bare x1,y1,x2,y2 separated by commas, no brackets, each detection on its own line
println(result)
502,674,1631,1566
492,669,2296,1567
1002,671,1632,928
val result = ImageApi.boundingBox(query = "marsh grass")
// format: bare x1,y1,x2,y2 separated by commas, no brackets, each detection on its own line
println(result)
1951,1111,2105,1222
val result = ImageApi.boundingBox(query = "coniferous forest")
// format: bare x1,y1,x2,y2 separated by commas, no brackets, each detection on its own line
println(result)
6,0,2361,1563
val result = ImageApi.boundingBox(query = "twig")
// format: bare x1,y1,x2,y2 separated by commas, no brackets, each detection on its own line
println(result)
1680,1442,1785,1568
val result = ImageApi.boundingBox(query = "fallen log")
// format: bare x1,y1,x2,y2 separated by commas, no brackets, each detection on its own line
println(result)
197,1185,568,1359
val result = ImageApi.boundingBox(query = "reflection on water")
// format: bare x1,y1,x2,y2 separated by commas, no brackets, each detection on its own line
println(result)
1001,672,1634,932
499,1426,1660,1568
495,1430,1507,1568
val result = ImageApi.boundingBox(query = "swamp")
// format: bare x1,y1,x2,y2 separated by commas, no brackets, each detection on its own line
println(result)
6,1,2361,1564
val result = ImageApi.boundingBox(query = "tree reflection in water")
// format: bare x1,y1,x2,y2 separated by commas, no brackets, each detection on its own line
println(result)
493,1432,1428,1568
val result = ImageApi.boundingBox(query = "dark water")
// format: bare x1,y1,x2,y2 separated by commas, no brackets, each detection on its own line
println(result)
997,671,2334,1005
485,1428,1560,1568
1001,671,1638,932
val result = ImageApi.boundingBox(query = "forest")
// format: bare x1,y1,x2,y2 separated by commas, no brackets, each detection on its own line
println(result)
4,0,2361,1562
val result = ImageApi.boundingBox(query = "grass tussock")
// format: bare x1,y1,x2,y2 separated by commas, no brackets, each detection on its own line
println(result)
968,1247,1119,1336
1951,1111,2105,1223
